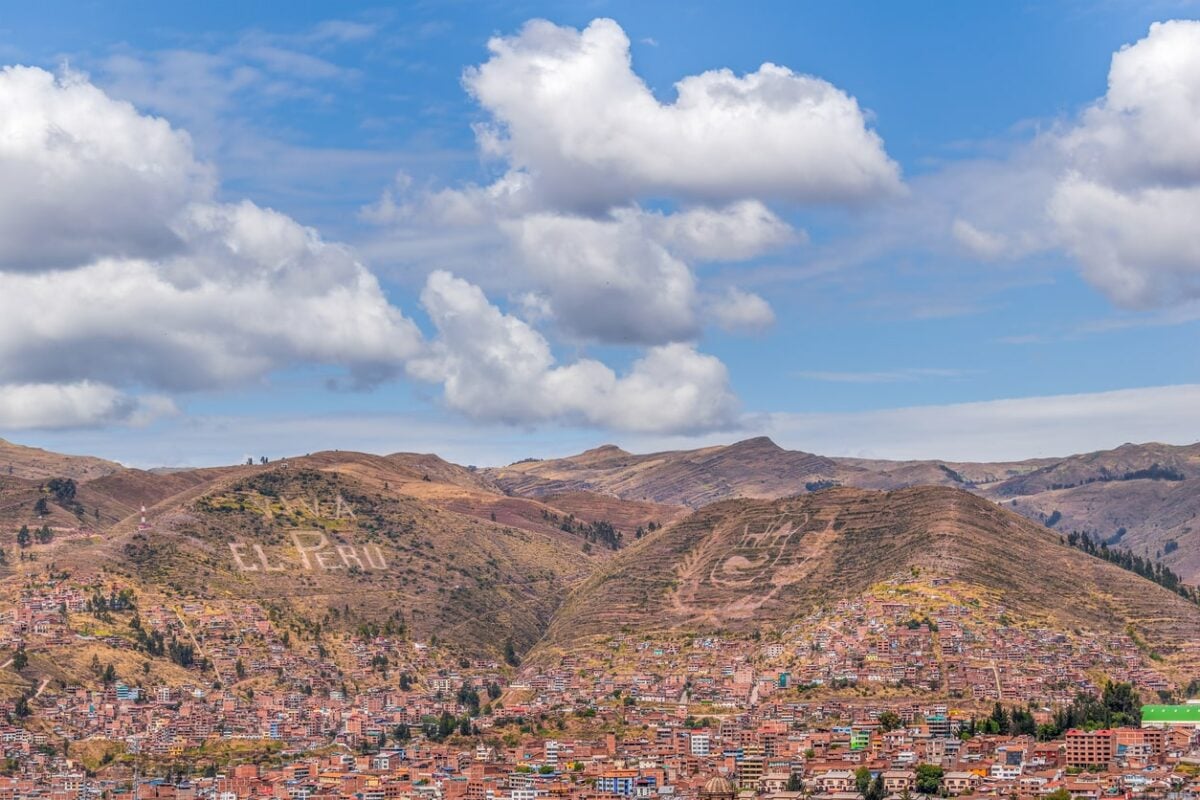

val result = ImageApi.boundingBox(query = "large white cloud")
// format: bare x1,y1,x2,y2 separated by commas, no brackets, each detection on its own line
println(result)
1059,20,1200,189
500,204,786,344
502,210,701,344
1049,20,1200,307
1049,177,1200,306
0,203,421,392
648,200,799,262
0,66,422,424
0,66,213,271
463,18,900,211
408,271,739,433
0,382,175,430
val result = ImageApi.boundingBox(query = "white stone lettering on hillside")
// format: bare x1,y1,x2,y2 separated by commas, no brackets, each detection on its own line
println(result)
228,532,387,572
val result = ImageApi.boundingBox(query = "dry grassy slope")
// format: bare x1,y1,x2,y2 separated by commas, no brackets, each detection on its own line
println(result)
82,466,250,525
835,457,1056,489
0,438,123,481
0,441,645,562
34,462,599,658
489,438,839,508
384,452,503,493
982,442,1200,581
990,442,1200,495
539,492,688,533
293,451,656,550
993,481,1200,582
539,486,1200,664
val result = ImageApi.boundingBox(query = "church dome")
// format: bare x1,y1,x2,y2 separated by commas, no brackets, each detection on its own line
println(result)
701,775,736,798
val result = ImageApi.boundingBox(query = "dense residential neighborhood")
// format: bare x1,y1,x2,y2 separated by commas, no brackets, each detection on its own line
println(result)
2,570,1200,800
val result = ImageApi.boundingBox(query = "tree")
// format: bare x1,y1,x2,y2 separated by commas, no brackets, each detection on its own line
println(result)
856,767,872,796
46,478,76,504
1009,706,1037,736
434,710,457,740
878,710,902,732
914,765,944,795
1102,680,1140,726
1036,722,1058,741
11,647,27,672
15,526,30,549
865,776,886,800
1045,790,1071,800
457,685,482,717
504,639,520,667
787,774,804,792
990,702,1010,735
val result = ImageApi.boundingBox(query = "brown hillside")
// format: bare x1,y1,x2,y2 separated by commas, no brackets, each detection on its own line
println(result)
983,442,1200,581
0,438,122,481
540,486,1200,672
18,458,601,659
991,442,1200,496
489,437,838,508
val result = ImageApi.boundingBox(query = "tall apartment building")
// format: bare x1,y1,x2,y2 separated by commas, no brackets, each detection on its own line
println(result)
1065,729,1114,767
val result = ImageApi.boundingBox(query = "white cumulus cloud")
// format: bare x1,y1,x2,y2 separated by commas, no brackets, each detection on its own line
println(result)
0,382,175,430
408,271,739,433
463,17,901,211
0,65,422,427
0,63,750,435
362,17,868,350
1049,20,1200,307
648,201,799,262
710,288,776,333
502,210,701,344
492,203,792,345
0,65,213,271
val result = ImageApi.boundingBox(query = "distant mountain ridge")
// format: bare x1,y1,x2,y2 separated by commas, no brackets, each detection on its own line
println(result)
489,436,840,508
489,436,1200,584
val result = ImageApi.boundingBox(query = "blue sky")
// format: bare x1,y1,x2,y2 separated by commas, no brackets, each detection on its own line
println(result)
1,1,1199,466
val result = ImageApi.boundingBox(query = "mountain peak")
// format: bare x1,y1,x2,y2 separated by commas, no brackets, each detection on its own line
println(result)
725,436,783,452
578,444,631,458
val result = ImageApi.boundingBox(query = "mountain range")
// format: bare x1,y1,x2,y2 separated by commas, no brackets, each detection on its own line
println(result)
1,434,1198,693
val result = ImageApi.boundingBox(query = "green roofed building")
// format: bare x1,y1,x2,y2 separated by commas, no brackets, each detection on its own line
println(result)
1140,704,1200,727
